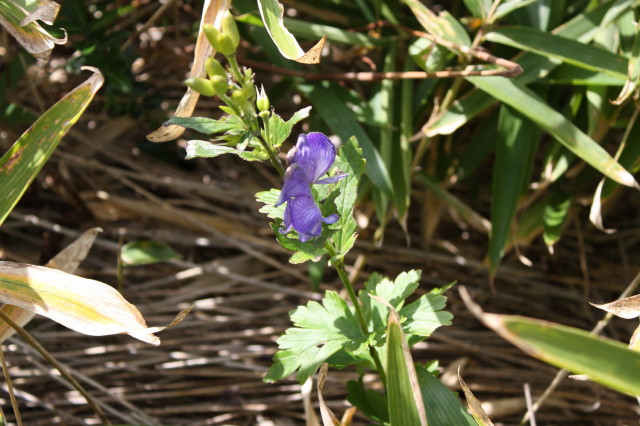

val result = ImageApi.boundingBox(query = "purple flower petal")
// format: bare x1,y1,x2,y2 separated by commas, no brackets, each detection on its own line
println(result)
289,195,323,240
275,163,312,206
322,214,339,225
292,132,336,183
316,173,347,185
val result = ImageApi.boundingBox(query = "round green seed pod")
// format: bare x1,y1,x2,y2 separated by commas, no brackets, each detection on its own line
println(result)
185,77,216,97
205,57,226,80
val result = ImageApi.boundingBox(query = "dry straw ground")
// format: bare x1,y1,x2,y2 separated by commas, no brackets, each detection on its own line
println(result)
1,7,640,425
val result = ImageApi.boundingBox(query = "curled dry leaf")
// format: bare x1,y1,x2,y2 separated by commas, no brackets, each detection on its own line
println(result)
147,0,230,142
257,0,327,64
0,0,67,61
590,294,640,319
458,368,495,426
0,261,189,345
0,228,102,343
317,363,340,426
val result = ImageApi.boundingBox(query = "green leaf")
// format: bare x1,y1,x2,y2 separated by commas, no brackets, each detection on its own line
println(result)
494,0,543,20
265,106,311,149
400,286,454,341
462,0,491,19
416,365,477,426
481,312,640,396
185,141,236,159
120,241,180,266
404,0,471,46
256,189,285,220
270,223,327,264
165,116,239,135
331,136,366,258
296,82,394,198
264,291,367,383
542,190,571,248
488,106,539,273
468,76,637,187
346,379,389,424
486,27,628,79
257,0,326,63
426,0,633,136
386,309,427,426
0,68,103,227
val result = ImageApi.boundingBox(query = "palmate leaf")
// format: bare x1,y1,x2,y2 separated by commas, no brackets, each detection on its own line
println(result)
270,223,328,264
361,270,453,347
264,290,368,383
265,106,311,149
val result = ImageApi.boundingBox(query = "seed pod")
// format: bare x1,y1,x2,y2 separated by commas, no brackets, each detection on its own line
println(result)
205,57,226,80
185,77,216,97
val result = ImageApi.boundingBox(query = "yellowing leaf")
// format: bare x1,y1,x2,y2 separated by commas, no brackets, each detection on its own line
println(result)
0,228,102,343
0,261,161,345
147,0,231,142
591,295,640,319
257,0,326,64
0,0,66,61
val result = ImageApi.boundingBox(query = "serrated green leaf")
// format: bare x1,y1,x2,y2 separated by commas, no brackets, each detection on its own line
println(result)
331,137,365,258
266,106,311,149
165,116,240,135
270,223,327,264
0,68,103,227
256,189,285,219
264,290,367,383
401,287,454,340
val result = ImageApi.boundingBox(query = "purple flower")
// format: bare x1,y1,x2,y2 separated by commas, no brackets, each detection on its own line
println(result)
275,132,346,242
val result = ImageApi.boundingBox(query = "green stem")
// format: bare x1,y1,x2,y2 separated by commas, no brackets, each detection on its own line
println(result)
226,54,244,82
325,243,387,388
258,135,285,177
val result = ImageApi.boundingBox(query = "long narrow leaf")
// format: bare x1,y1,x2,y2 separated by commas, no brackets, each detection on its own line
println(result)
0,67,103,226
467,76,637,187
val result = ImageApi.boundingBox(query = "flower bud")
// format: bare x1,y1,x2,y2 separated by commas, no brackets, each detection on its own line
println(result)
231,83,255,104
256,85,270,112
185,77,215,97
221,12,240,50
205,57,226,80
215,33,237,56
210,75,228,96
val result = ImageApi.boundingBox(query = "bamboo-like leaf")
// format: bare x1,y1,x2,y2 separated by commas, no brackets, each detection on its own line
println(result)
486,27,628,79
257,0,326,64
0,261,162,345
403,0,471,46
461,287,640,396
0,0,66,61
147,0,230,142
381,297,428,426
416,365,477,425
612,16,640,104
0,67,103,227
425,0,633,136
488,106,539,273
467,76,637,188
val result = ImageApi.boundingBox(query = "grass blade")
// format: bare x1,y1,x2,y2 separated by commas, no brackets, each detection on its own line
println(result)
0,67,103,226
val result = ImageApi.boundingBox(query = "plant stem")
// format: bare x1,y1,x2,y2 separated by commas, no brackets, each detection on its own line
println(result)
226,54,244,82
258,135,285,176
325,244,387,388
